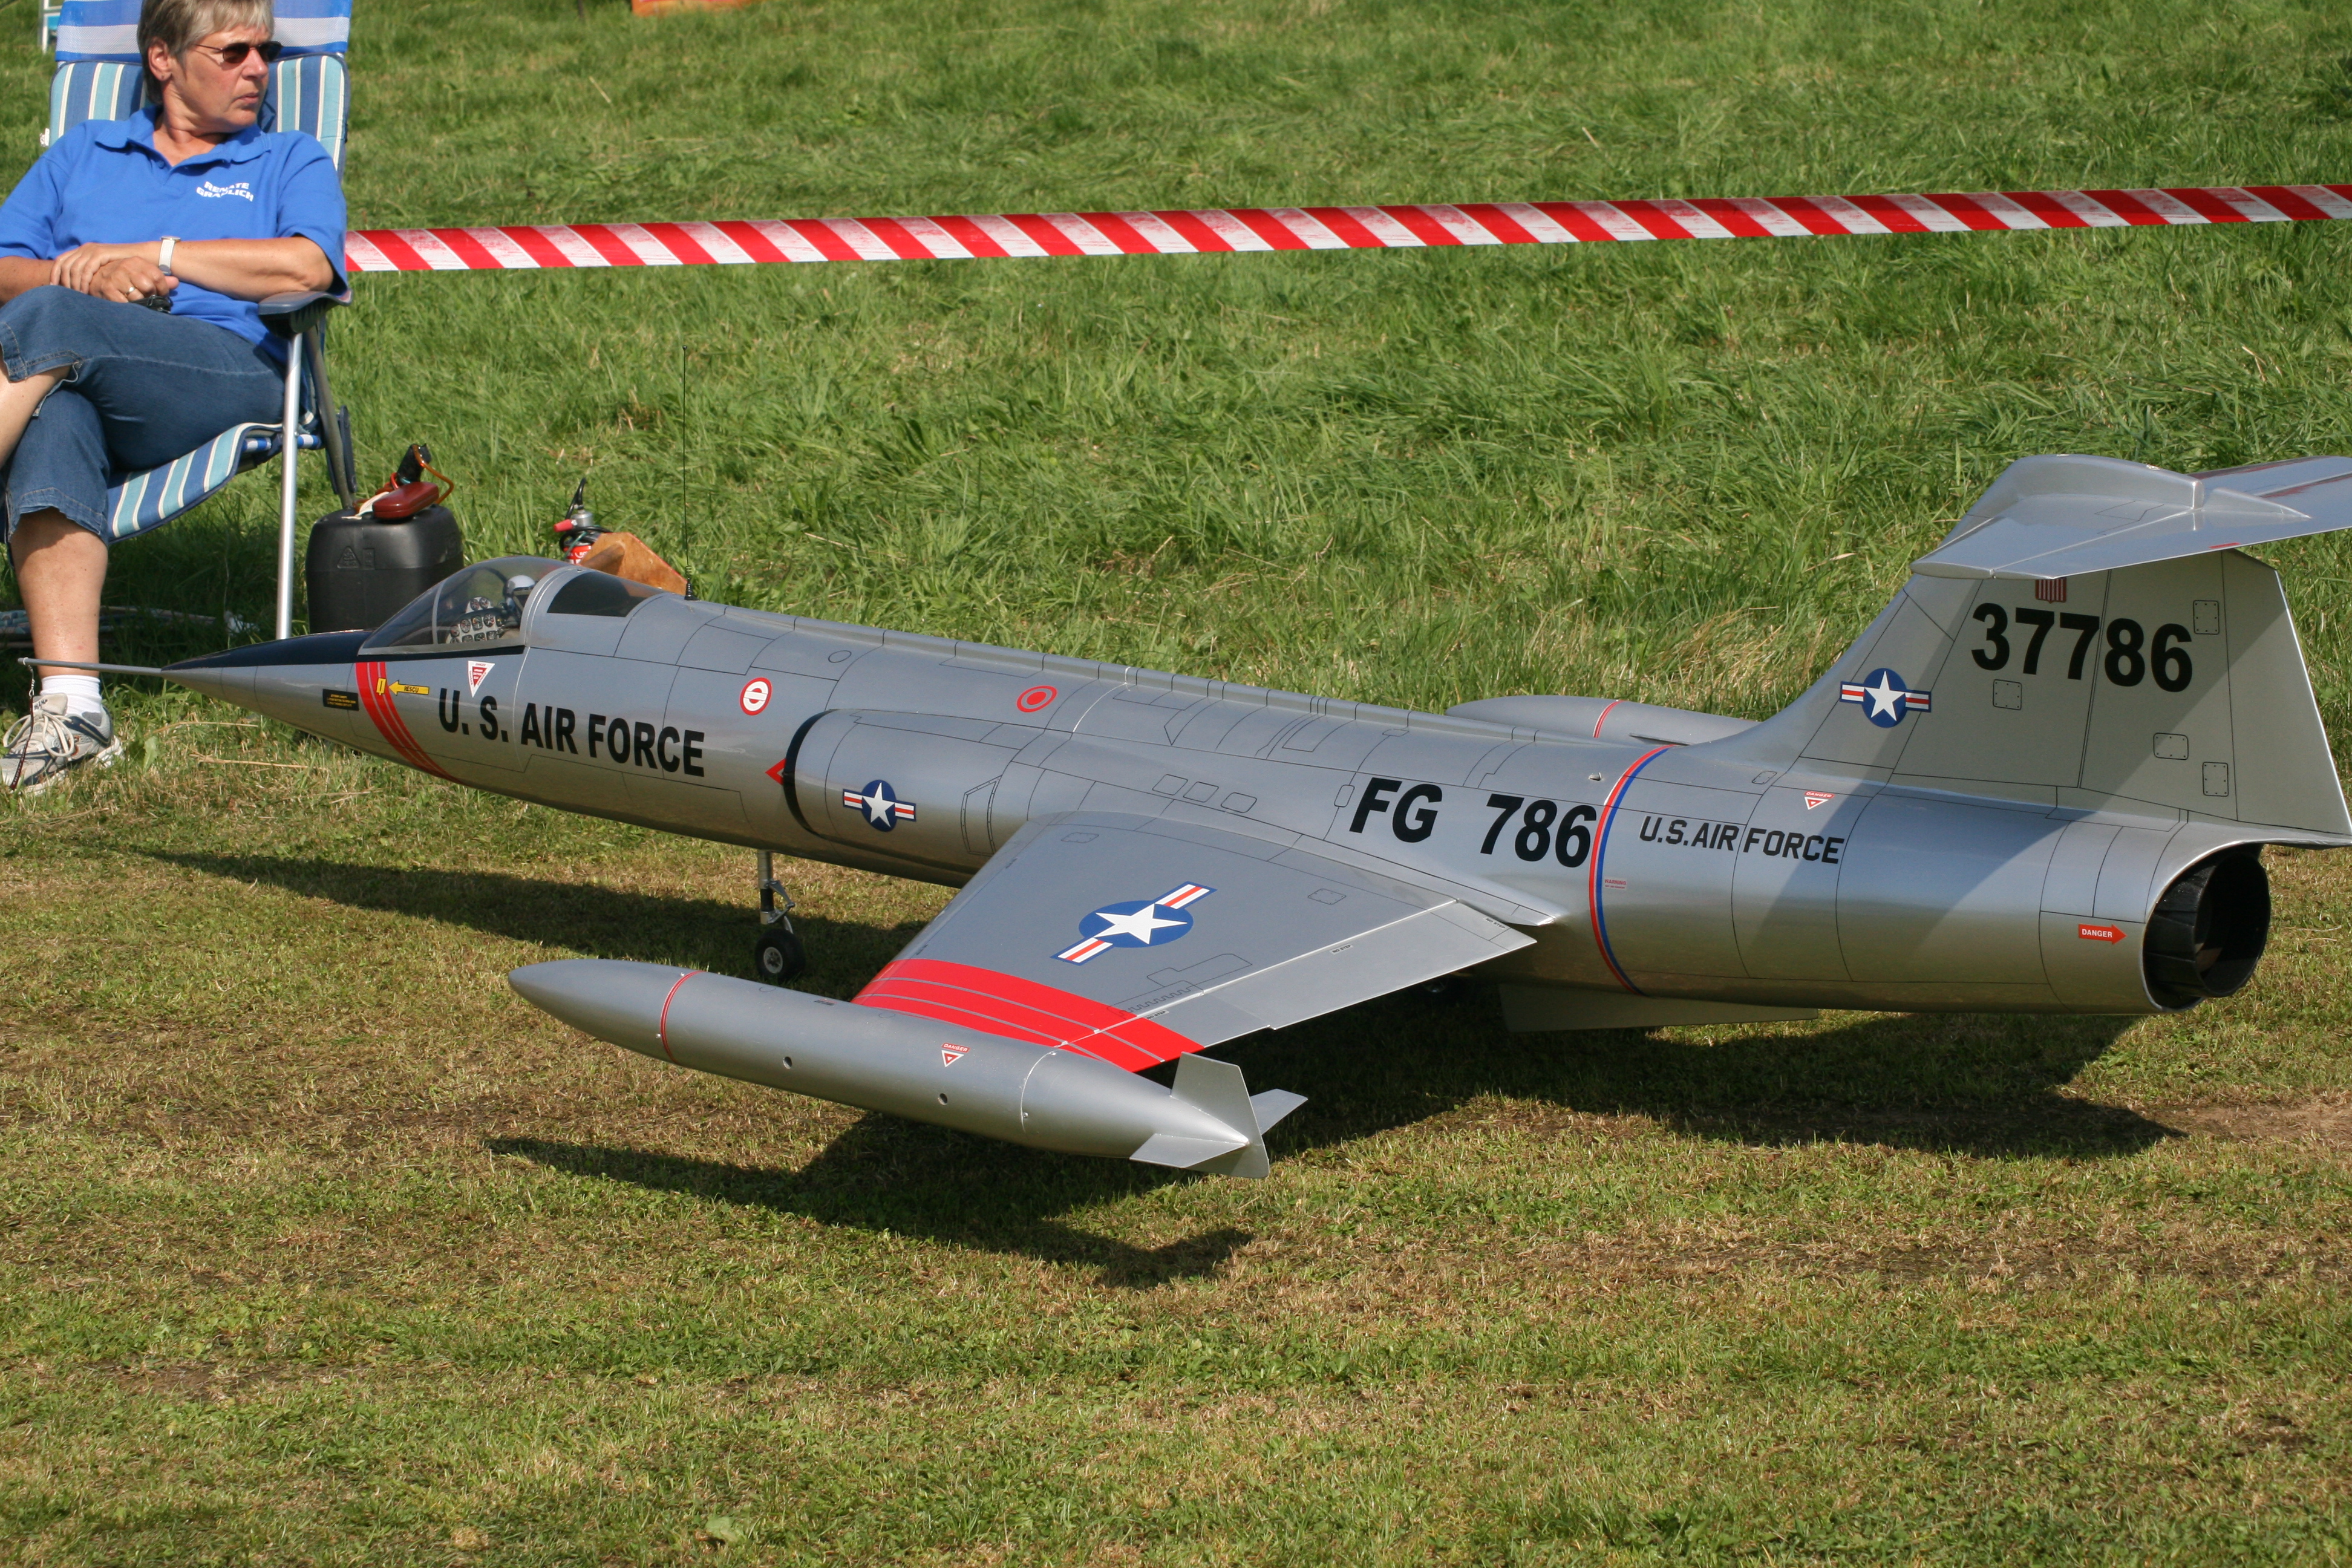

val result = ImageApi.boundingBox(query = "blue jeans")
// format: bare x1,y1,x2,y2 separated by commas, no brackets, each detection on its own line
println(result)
0,286,285,541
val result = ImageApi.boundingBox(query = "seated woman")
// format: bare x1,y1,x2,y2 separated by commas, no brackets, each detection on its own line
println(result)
0,0,344,793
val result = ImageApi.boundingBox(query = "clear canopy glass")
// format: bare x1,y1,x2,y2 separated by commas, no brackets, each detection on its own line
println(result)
359,557,566,653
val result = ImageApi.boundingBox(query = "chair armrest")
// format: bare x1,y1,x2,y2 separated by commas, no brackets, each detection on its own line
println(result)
260,289,351,337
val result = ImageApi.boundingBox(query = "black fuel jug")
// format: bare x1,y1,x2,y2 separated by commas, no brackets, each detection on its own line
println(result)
303,444,465,632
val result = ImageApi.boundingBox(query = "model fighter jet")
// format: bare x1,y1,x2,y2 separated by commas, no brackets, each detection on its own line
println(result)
75,452,2352,1175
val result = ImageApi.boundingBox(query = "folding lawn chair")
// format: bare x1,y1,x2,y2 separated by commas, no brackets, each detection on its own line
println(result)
47,0,358,638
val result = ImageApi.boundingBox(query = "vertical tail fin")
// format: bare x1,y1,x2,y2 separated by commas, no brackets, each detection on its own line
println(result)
1709,454,2352,841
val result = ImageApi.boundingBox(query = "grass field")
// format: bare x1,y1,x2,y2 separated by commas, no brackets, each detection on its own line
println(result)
6,0,2352,1561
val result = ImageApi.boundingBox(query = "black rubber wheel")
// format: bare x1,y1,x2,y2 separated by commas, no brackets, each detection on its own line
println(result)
752,926,806,984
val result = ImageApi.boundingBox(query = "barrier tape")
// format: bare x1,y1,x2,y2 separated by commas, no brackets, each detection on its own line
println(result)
343,185,2352,274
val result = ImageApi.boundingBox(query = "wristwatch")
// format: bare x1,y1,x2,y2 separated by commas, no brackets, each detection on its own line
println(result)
157,236,177,276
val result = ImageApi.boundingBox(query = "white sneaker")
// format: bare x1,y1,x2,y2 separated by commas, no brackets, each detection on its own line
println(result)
2,694,123,795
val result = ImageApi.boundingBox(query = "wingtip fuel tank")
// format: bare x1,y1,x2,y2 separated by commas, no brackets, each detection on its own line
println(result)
509,959,1302,1175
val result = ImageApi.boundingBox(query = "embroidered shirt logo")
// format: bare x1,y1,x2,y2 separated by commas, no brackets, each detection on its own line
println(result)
195,180,254,201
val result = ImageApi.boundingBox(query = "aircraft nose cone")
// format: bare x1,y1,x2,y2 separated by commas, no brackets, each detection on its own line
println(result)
509,959,692,1058
163,630,374,725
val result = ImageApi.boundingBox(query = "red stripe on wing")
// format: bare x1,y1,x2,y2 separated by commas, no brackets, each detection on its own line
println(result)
854,958,1200,1071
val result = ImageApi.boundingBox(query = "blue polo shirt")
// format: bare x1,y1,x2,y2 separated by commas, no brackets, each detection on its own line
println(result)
0,109,346,361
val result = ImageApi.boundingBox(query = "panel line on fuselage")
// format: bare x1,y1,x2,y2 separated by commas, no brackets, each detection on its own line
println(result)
1589,745,1673,994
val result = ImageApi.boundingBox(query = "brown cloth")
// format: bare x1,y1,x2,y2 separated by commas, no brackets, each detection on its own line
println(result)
578,531,689,596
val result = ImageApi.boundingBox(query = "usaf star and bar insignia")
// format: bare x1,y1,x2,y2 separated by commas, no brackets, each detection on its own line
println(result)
1057,883,1216,964
1838,667,1932,728
843,779,918,831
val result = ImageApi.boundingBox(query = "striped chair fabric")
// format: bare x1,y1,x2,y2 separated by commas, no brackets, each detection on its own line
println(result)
47,57,144,139
41,43,351,544
50,54,348,167
55,0,348,60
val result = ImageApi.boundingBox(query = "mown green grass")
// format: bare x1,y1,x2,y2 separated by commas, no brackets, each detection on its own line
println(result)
5,0,2352,1561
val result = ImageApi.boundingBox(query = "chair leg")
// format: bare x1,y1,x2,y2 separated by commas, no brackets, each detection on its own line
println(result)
276,329,302,641
302,326,356,509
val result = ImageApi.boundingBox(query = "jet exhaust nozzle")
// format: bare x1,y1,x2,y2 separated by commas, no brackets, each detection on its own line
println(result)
508,959,1299,1175
2144,851,2271,1010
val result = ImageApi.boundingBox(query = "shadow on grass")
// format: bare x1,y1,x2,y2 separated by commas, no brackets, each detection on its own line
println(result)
145,850,913,992
491,1131,1249,1290
1243,987,2171,1161
165,852,2175,1264
489,995,2161,1285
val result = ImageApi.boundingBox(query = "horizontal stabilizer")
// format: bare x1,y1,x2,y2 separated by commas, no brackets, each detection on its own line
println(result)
1249,1088,1308,1132
1129,1131,1250,1169
1915,453,2352,581
1167,1054,1275,1180
1713,450,2352,838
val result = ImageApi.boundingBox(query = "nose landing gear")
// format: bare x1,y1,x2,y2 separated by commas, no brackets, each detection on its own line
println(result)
752,850,806,983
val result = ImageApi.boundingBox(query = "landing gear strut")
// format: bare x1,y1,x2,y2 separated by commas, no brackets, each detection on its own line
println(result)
752,850,806,984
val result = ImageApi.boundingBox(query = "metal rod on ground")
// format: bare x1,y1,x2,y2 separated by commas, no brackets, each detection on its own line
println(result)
275,330,302,641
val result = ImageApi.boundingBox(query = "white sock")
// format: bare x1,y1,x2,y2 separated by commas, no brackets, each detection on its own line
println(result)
40,673,104,719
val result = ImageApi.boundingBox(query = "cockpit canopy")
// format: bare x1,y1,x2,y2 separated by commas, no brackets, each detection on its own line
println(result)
358,557,675,653
361,557,559,653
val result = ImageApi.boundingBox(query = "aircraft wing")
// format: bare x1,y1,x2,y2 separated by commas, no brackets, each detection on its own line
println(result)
852,811,1534,1071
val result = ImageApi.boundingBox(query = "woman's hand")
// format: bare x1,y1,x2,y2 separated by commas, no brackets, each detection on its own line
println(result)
51,243,176,303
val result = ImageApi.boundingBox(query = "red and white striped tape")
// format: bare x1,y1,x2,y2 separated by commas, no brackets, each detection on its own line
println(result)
344,185,2352,273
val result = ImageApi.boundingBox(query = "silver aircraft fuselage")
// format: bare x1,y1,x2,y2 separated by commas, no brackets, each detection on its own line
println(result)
134,452,2352,1172
170,544,2298,1024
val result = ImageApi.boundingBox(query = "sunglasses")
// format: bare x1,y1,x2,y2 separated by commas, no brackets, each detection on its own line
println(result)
186,39,284,67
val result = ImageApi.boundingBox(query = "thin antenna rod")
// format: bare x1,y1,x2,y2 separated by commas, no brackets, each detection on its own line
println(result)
16,658,169,676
